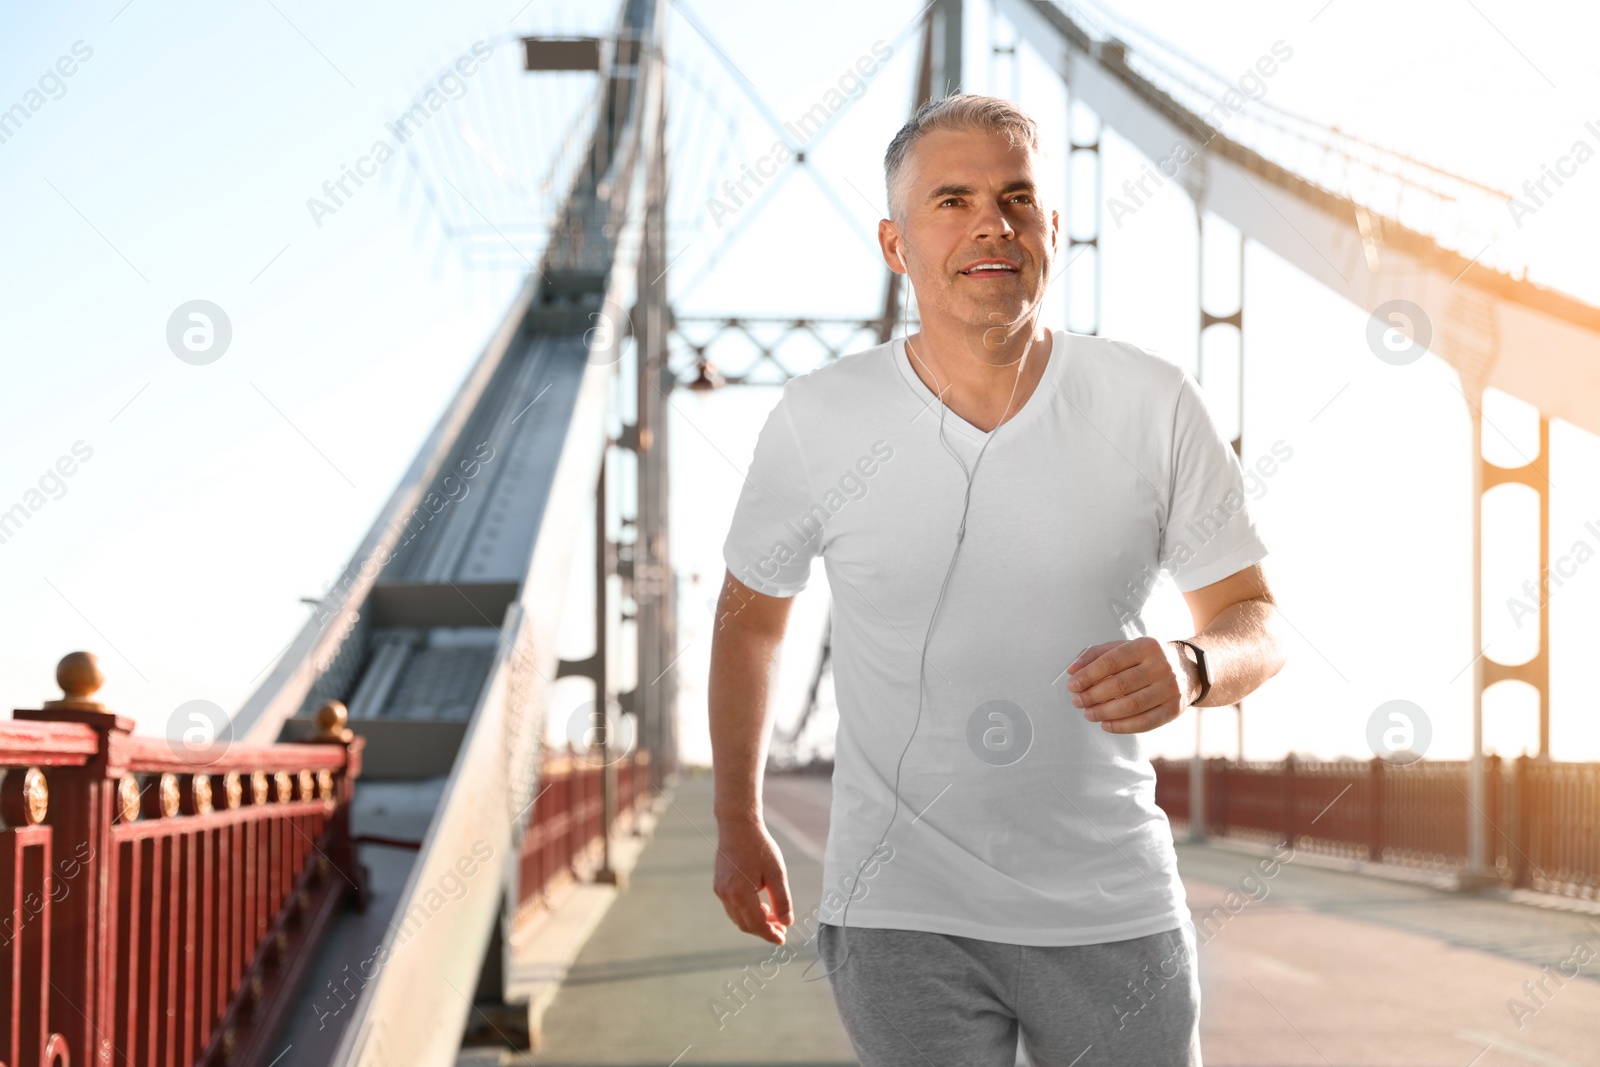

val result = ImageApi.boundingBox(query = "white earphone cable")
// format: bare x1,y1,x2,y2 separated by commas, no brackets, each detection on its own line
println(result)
802,254,1038,981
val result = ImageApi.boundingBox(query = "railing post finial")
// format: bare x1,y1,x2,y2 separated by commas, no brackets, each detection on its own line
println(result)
312,700,354,743
43,651,107,711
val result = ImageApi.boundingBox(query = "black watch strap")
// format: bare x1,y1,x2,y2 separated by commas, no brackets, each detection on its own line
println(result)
1176,640,1210,705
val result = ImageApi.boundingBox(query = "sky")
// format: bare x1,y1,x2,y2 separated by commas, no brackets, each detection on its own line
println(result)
2,0,1598,768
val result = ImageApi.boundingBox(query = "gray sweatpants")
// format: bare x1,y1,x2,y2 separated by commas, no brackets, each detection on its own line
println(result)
815,921,1201,1067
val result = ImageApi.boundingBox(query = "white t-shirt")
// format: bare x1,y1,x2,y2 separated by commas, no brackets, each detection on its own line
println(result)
721,329,1270,946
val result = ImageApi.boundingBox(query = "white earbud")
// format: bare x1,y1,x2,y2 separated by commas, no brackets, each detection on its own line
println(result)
896,246,907,271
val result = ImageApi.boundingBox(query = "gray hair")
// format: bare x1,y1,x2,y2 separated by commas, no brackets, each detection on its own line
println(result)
882,94,1043,224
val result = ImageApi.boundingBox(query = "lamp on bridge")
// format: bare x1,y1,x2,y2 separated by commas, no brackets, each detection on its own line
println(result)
686,357,725,391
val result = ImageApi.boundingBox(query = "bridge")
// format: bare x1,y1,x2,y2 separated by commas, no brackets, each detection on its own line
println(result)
4,0,1599,1065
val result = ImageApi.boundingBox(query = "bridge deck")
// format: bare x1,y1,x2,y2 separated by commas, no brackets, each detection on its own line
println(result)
508,773,1600,1067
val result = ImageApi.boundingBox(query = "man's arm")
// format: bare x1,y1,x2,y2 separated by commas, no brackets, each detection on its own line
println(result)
708,569,797,944
1172,563,1286,708
709,569,794,821
1065,563,1287,732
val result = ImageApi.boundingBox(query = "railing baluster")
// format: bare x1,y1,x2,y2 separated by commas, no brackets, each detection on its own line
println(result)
0,823,54,1067
239,819,253,998
242,808,254,989
140,835,159,1067
221,821,236,1008
274,797,288,916
164,831,179,1067
197,825,214,1060
0,827,23,1067
115,834,136,1067
178,829,196,1067
255,810,268,962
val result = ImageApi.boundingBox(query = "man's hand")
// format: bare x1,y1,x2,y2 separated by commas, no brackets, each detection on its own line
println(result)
713,818,795,945
1064,636,1196,733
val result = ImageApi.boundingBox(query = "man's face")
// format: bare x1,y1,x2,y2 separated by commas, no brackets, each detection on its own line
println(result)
887,126,1057,336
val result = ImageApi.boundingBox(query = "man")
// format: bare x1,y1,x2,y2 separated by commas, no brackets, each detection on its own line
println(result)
708,93,1287,1067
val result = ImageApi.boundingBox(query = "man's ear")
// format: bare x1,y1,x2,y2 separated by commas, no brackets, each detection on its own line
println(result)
878,218,908,274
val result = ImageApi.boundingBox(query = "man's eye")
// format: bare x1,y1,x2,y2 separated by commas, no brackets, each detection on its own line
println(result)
940,197,960,207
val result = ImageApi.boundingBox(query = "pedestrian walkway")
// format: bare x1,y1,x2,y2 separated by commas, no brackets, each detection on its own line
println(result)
507,772,855,1066
511,770,1600,1066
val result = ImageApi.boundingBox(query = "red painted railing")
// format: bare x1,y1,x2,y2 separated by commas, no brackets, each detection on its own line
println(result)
1153,754,1600,897
2,653,364,1067
515,748,652,927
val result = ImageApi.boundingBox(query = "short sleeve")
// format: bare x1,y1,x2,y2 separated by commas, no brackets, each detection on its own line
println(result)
721,383,819,597
1158,372,1271,592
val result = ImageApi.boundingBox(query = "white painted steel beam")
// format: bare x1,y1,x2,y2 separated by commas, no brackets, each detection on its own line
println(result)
997,0,1600,433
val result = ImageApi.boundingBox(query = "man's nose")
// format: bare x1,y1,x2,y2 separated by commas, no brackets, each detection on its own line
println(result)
972,203,1016,241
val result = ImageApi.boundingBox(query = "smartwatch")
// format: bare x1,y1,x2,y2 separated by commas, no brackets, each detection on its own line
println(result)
1175,639,1210,705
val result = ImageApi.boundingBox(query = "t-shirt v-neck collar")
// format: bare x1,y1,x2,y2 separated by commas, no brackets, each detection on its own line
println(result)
894,329,1063,444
